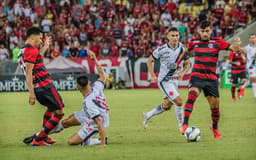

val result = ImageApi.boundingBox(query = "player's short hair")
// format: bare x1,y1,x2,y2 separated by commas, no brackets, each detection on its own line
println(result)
77,76,89,88
250,34,256,37
26,27,41,39
200,20,211,29
167,27,178,33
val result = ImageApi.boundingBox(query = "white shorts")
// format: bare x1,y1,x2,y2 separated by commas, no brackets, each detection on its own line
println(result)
249,67,256,78
74,110,109,140
158,79,179,102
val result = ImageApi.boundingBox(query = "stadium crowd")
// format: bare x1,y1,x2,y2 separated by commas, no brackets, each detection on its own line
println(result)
0,0,255,62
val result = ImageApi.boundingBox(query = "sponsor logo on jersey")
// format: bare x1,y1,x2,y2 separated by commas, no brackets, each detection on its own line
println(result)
208,44,214,48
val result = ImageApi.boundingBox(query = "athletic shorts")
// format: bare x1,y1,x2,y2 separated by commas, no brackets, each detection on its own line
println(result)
74,109,109,140
249,67,256,78
189,77,219,98
230,72,247,84
35,84,64,112
158,78,179,102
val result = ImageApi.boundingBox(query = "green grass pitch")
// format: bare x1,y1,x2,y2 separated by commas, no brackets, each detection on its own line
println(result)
0,88,256,160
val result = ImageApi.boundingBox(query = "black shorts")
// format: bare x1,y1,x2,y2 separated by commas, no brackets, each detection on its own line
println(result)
230,72,247,84
35,85,64,112
189,77,219,97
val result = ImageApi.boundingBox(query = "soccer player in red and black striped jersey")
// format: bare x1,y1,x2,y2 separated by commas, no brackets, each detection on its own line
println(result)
228,37,247,101
18,27,64,146
177,20,242,138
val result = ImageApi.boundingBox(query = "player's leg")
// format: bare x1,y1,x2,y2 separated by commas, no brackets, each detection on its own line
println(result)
206,96,221,138
172,96,183,130
230,74,238,101
238,78,247,97
181,87,200,134
142,98,172,128
250,75,256,100
204,80,221,138
142,80,175,128
32,86,65,146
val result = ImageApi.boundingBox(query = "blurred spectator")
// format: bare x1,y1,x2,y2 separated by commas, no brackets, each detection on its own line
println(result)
62,44,69,57
105,72,114,89
115,77,125,89
51,44,61,58
160,9,172,28
69,42,79,58
79,45,87,58
9,31,18,50
12,45,20,62
41,16,52,33
0,44,9,61
100,42,111,57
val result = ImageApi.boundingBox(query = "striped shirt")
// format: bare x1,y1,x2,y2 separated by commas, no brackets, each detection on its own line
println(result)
228,51,246,74
188,37,230,80
18,44,53,88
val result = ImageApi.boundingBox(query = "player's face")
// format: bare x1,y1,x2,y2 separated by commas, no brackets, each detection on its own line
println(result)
234,39,241,46
249,35,256,44
199,27,212,40
33,33,43,48
167,31,179,44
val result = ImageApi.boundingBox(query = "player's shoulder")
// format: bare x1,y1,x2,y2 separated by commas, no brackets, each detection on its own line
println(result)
23,44,39,53
156,44,168,52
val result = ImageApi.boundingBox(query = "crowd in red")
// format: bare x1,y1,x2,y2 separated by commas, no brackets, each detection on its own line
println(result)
0,0,255,62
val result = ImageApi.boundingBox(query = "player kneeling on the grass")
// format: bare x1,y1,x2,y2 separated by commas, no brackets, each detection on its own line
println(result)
228,37,247,101
142,27,190,131
51,50,109,146
19,27,64,146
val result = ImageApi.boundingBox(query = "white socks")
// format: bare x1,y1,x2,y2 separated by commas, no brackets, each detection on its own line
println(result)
252,83,256,97
175,106,183,127
146,104,165,119
82,138,101,146
242,81,250,89
49,122,64,134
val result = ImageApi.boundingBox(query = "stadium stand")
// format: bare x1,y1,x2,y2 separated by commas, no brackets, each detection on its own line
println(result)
0,0,255,62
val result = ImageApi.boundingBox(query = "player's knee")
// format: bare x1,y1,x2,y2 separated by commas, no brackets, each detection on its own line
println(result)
68,139,76,145
176,101,183,106
62,119,69,128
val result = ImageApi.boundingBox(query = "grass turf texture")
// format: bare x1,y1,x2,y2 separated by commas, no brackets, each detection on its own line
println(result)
0,88,255,160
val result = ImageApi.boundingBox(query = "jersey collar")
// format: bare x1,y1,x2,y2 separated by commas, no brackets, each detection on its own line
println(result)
167,42,180,50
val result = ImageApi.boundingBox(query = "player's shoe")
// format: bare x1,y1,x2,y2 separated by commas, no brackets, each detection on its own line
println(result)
239,86,245,97
142,112,150,129
210,125,222,139
23,134,36,144
181,124,188,135
232,97,236,101
44,137,56,144
32,138,51,146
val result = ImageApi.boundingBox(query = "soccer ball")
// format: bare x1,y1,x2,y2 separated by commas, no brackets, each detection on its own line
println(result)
184,126,201,142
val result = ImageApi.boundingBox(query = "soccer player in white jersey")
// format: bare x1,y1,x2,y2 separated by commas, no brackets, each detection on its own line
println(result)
242,34,256,100
50,49,109,146
142,27,190,130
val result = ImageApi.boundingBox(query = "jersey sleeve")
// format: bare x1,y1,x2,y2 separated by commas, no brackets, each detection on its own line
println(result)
92,80,104,94
218,39,230,50
152,47,161,60
84,100,101,119
187,40,194,51
228,51,234,60
23,47,39,64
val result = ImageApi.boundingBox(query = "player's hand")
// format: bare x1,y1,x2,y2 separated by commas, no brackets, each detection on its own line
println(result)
151,76,157,83
175,64,181,70
29,94,36,105
234,62,241,66
44,36,52,48
87,49,97,61
177,72,185,80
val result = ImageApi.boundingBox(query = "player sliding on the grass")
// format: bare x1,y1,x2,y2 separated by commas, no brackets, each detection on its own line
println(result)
24,49,109,146
19,27,64,146
142,27,190,131
177,20,243,139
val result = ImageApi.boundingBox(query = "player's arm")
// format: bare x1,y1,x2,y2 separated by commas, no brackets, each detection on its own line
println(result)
147,55,157,83
177,59,190,80
25,62,36,105
87,49,106,83
94,116,106,146
176,49,192,68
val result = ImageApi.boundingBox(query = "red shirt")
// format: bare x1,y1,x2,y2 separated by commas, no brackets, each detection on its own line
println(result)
228,51,246,74
188,37,230,80
18,44,53,88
